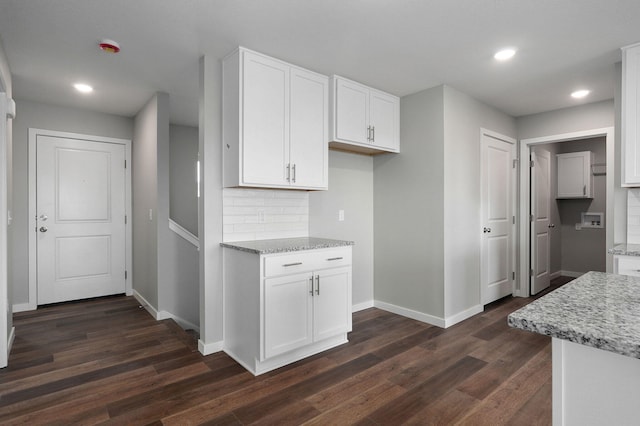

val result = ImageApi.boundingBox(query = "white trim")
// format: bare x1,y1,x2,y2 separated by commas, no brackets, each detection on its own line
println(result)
374,300,446,328
519,127,614,298
444,304,484,328
28,128,133,307
352,300,374,313
168,218,199,249
550,271,562,280
133,289,160,320
157,310,200,334
0,94,8,368
12,302,34,313
7,326,14,356
199,339,224,355
480,128,518,303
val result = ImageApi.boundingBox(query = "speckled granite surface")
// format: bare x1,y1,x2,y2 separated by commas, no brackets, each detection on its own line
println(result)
508,271,640,359
220,237,354,254
609,244,640,256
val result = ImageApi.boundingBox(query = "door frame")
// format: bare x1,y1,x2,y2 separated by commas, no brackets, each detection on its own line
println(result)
518,127,614,297
26,128,132,311
480,128,517,304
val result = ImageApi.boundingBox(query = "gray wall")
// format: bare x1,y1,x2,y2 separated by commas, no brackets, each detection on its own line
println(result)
309,150,374,308
132,95,161,307
442,86,517,317
556,138,607,273
374,85,446,318
169,125,198,236
11,99,133,305
164,231,199,327
0,36,12,347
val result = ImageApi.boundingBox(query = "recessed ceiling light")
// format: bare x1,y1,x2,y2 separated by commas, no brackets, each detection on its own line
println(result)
571,89,590,99
73,83,93,93
494,48,516,61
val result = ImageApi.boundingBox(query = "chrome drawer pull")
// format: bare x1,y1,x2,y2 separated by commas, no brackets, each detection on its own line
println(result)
283,262,303,267
326,257,343,261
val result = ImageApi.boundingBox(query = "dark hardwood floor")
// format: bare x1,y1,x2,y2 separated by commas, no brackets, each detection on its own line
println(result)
0,277,573,425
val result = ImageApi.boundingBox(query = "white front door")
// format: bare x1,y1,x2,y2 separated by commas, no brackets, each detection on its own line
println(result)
36,135,126,305
531,149,551,295
481,132,515,304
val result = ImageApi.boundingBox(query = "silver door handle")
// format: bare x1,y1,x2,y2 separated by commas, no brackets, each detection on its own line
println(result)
315,275,320,295
283,262,302,267
292,164,296,183
309,277,314,296
366,126,371,141
327,257,343,261
548,224,555,228
286,164,291,182
372,126,375,142
39,214,48,221
39,226,48,233
583,185,586,196
483,227,491,233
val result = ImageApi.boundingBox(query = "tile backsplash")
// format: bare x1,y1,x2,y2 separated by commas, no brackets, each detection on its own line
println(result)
628,189,640,244
223,188,309,242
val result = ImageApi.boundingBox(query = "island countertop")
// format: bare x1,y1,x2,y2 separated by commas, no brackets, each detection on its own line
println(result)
608,243,640,256
508,271,640,359
220,237,354,255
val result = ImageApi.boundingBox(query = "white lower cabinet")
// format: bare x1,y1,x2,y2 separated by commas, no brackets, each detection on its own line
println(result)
613,255,640,277
224,246,352,375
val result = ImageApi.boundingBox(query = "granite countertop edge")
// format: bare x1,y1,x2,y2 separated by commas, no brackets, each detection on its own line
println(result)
507,271,640,360
608,243,640,256
220,237,354,254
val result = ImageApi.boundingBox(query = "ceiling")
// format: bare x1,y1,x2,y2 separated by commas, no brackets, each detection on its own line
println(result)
1,0,639,127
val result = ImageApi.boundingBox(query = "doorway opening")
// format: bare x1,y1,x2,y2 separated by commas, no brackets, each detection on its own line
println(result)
518,127,614,297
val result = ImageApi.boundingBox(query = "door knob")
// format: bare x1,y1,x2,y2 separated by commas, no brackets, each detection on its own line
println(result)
39,226,48,233
483,227,492,233
548,224,555,228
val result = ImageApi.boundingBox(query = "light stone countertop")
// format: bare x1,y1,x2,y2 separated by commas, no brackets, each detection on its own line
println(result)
220,237,354,255
609,244,640,256
508,271,640,359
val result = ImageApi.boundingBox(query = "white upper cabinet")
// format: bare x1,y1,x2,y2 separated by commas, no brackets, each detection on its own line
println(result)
557,151,593,199
622,43,640,186
329,75,400,154
223,47,328,190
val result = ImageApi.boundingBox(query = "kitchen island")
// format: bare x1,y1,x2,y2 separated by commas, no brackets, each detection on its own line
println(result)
508,271,640,425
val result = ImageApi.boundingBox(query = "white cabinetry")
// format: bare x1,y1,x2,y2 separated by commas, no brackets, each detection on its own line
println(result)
329,75,399,154
223,47,328,190
623,43,640,186
224,246,352,375
556,151,593,199
613,255,640,277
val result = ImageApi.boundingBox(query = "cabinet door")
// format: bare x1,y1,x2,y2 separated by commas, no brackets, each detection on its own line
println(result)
557,152,591,198
334,78,369,145
242,51,290,186
623,44,640,186
369,89,399,151
290,69,328,189
264,272,313,359
313,267,352,342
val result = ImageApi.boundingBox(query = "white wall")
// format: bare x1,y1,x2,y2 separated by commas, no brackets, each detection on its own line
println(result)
11,99,133,306
310,150,374,309
198,56,224,353
374,85,446,319
442,85,517,318
169,124,198,236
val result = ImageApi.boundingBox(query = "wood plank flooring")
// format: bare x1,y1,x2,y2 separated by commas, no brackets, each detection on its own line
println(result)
0,279,571,425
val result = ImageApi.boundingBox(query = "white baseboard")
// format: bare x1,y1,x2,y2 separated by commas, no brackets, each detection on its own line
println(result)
157,310,200,334
444,304,483,328
352,300,374,313
133,290,160,319
559,270,584,278
550,271,562,280
374,300,446,328
199,339,224,355
12,302,36,313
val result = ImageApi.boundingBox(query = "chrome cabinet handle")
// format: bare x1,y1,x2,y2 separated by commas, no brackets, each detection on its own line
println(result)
315,275,320,295
327,257,343,261
286,164,291,182
367,125,372,142
309,277,314,296
283,262,302,267
583,185,586,196
372,126,375,142
292,164,296,183
39,226,48,233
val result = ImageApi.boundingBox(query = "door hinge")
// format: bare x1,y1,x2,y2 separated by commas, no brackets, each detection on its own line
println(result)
512,216,515,224
530,160,534,167
530,269,534,276
512,159,518,169
125,270,128,280
512,271,515,280
125,215,127,224
124,159,127,169
530,214,534,222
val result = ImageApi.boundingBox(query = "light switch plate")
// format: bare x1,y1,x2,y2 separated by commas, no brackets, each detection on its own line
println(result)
338,210,345,221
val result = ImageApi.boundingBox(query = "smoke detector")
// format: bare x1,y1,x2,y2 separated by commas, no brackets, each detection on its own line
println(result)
99,39,120,53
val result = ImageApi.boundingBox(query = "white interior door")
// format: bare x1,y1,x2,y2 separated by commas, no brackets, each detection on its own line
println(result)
481,133,515,304
531,149,551,295
0,94,8,368
36,135,126,305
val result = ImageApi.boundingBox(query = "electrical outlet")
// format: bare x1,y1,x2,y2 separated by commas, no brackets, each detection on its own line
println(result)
338,210,345,221
258,210,265,223
575,223,582,231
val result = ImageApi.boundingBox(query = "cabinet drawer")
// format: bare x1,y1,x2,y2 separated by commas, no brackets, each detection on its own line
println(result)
616,256,640,277
263,247,352,277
